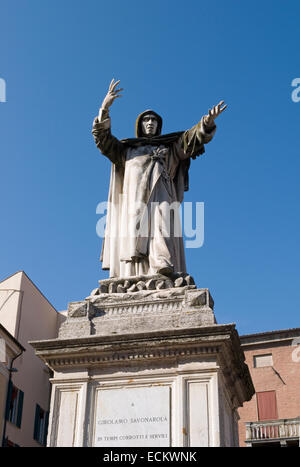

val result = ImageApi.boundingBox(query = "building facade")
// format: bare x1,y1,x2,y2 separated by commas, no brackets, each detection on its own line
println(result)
238,328,300,447
0,271,65,447
0,323,25,446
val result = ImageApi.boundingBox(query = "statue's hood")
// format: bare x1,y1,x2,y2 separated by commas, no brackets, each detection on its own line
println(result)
135,110,162,137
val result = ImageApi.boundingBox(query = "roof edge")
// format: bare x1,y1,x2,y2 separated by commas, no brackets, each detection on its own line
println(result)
0,323,26,352
240,327,300,344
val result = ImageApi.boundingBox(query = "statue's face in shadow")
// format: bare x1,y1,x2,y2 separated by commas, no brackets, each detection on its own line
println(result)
141,114,158,137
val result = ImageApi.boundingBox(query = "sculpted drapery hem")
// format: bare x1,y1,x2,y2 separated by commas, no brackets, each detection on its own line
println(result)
92,110,216,278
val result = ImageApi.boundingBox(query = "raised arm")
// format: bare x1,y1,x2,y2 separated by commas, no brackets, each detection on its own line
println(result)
92,79,125,165
181,100,227,159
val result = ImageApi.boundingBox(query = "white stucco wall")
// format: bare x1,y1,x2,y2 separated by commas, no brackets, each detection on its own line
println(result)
0,272,23,337
0,271,61,446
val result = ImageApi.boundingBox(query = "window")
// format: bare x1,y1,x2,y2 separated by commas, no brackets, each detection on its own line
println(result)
256,391,278,420
5,381,24,428
33,404,49,446
253,353,273,368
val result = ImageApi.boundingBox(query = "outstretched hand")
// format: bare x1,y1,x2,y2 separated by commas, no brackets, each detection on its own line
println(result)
101,78,123,110
204,100,227,127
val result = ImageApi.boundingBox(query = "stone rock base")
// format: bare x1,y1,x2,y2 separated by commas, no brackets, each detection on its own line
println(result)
93,272,196,295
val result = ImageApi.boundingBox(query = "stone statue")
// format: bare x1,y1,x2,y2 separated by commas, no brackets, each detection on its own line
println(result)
92,79,226,278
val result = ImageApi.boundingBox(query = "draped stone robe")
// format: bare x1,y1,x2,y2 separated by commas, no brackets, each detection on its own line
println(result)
92,110,216,278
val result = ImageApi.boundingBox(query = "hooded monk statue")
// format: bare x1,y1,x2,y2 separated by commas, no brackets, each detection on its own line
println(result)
92,79,227,278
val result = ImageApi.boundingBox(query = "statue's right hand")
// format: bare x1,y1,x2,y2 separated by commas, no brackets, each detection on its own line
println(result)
101,78,123,110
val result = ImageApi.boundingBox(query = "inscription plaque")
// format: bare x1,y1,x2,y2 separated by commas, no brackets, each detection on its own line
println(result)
94,386,170,447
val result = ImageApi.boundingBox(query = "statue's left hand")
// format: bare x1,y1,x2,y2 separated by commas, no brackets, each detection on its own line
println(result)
204,100,227,127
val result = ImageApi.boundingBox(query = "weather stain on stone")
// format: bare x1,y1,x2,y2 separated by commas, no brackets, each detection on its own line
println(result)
182,427,188,436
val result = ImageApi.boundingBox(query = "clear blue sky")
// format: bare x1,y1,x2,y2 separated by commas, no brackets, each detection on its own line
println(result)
1,0,299,335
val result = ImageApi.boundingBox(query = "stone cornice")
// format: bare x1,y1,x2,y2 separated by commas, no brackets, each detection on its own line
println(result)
30,323,235,353
241,327,300,341
241,327,300,348
30,323,254,407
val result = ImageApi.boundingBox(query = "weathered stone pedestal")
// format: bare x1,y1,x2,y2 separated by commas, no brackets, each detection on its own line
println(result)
31,276,254,447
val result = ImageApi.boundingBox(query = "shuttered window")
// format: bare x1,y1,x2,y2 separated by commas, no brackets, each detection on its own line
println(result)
256,391,278,420
5,381,24,428
33,404,49,446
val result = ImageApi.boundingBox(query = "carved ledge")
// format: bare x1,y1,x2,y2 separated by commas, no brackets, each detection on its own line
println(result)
59,287,216,339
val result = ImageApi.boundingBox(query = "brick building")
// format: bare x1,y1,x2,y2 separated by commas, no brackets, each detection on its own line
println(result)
238,328,300,447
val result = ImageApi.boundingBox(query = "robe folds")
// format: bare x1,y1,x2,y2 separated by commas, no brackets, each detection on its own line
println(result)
92,110,216,278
